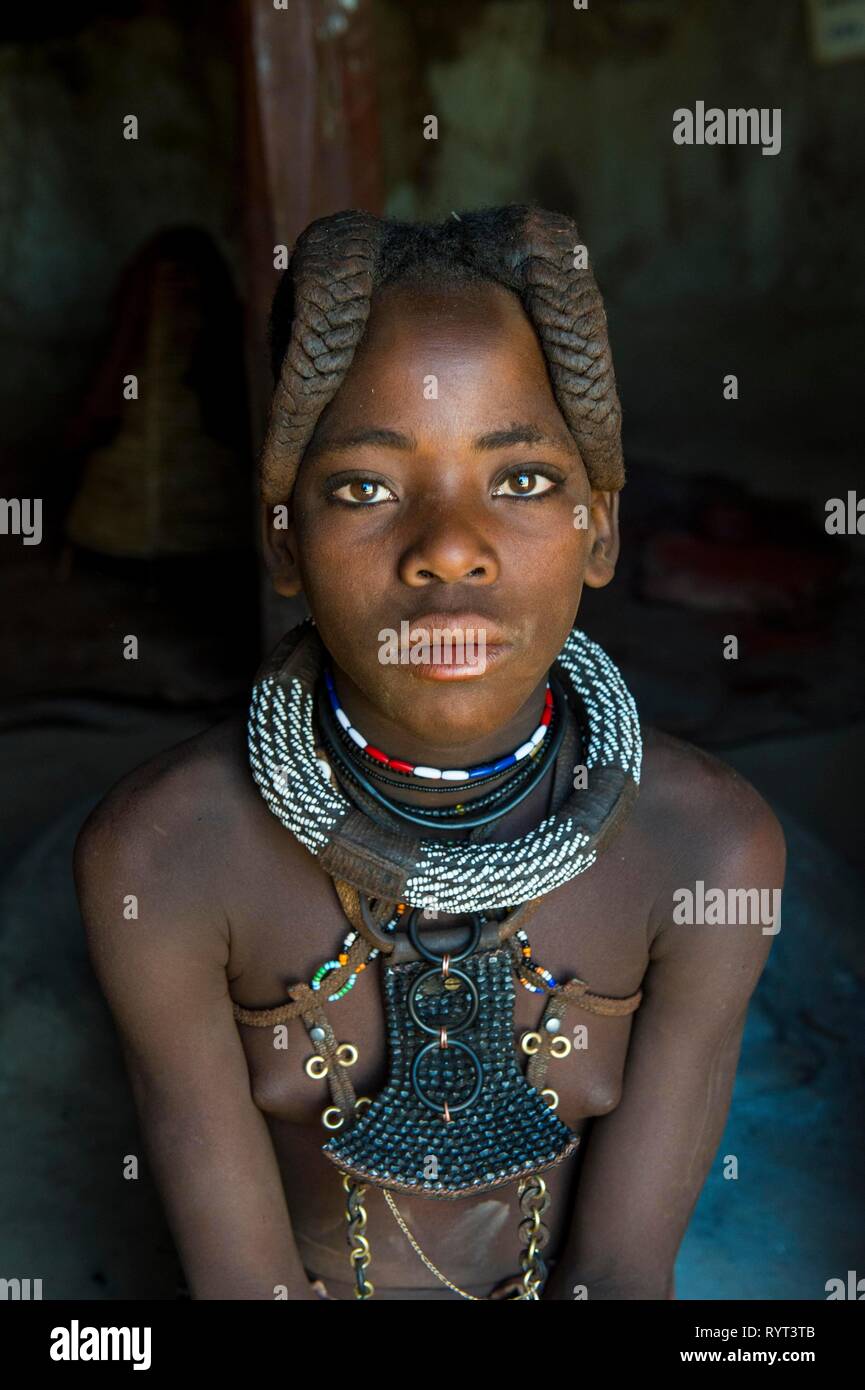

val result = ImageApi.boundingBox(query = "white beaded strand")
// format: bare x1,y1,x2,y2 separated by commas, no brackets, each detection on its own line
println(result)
247,628,641,913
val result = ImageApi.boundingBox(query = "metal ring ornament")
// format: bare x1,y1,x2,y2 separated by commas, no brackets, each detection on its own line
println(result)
336,1043,358,1066
540,1088,559,1110
520,1031,542,1056
407,967,478,1035
322,1106,345,1129
550,1036,572,1059
305,1055,329,1079
406,908,483,964
410,1039,485,1115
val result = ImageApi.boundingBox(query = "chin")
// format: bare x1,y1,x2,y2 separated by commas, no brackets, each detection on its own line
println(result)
385,675,526,742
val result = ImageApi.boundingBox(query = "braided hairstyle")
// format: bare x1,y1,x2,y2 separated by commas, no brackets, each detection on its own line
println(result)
260,204,623,507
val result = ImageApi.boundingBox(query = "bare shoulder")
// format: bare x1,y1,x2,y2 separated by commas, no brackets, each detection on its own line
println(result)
638,723,786,864
73,713,255,953
635,725,787,958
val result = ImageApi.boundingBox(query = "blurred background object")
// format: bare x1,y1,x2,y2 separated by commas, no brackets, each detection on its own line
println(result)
64,226,251,559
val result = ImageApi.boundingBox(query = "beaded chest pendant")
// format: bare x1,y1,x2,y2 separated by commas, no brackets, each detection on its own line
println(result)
321,910,580,1195
239,620,644,1298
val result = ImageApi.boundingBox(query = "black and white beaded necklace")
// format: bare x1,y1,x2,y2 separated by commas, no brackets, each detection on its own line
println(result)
247,619,642,913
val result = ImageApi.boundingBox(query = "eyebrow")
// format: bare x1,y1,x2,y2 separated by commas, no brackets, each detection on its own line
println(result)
473,423,568,452
315,422,571,455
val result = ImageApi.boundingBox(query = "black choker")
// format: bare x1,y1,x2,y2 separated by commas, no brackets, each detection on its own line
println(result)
315,672,570,831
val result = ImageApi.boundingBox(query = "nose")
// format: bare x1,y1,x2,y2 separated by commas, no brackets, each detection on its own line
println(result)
398,507,500,587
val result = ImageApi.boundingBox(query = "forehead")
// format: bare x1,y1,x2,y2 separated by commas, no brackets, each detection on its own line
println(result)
311,279,571,446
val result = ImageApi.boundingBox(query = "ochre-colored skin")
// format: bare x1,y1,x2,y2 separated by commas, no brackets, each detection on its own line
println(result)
74,283,786,1300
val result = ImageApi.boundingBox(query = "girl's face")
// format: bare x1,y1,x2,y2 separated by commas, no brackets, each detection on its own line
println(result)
267,278,618,752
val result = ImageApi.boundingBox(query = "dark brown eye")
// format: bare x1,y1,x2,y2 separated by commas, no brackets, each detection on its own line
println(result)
492,470,557,498
330,478,396,505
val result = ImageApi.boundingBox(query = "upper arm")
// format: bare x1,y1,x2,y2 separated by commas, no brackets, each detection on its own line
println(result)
73,766,316,1300
549,775,786,1300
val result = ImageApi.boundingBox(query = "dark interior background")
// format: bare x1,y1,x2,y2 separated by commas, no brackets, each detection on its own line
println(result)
1,0,862,1300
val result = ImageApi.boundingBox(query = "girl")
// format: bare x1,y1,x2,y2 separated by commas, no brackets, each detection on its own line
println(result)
74,205,785,1300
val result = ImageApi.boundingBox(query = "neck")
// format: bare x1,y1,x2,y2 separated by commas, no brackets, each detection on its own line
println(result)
322,665,552,810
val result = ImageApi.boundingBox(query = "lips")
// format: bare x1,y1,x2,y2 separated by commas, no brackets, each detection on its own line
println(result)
391,611,512,680
400,612,510,646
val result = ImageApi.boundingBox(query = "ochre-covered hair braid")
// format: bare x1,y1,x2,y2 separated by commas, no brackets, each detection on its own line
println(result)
259,204,624,507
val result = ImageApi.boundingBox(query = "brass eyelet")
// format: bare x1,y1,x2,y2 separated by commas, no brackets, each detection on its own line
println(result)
520,1031,542,1056
355,1096,372,1115
550,1036,572,1059
305,1055,329,1079
540,1088,559,1110
336,1043,358,1067
322,1106,345,1130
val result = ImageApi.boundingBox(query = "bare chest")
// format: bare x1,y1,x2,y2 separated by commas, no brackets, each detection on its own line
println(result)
226,816,654,1134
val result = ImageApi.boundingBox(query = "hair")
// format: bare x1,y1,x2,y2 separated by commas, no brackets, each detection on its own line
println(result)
260,204,623,506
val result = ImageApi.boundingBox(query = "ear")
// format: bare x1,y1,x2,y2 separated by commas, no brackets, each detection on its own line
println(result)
583,490,620,589
260,498,303,598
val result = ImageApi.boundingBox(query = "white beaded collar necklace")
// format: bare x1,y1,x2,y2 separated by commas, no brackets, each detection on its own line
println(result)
247,621,642,913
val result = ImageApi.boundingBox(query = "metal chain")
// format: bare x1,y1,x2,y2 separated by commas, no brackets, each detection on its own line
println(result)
382,1189,484,1299
381,1181,551,1301
343,1172,551,1301
517,1175,552,1299
343,1175,375,1299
